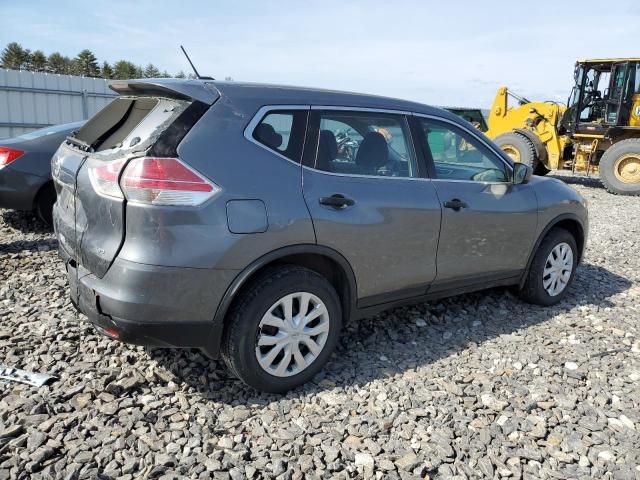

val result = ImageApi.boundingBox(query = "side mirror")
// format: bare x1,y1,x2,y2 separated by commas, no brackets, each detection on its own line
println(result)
513,163,533,184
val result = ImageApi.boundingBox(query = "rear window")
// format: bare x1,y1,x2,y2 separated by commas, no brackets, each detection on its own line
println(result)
71,96,190,153
252,110,307,163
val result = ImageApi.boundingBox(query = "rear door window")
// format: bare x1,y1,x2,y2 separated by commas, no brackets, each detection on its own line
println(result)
252,110,307,163
310,110,418,178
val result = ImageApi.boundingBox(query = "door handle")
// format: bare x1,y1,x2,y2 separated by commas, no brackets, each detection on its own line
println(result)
319,194,355,209
443,198,468,210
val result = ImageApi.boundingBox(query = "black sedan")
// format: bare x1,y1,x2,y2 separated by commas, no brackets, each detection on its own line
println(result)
0,121,84,225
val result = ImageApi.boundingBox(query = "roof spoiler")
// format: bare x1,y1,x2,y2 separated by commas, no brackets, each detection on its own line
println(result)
109,78,220,105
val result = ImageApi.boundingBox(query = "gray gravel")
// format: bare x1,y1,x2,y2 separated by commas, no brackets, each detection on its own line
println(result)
1,172,639,479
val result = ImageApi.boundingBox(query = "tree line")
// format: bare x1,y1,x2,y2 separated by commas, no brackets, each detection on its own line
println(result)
0,42,190,79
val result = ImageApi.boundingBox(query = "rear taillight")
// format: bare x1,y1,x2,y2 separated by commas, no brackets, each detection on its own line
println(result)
88,159,126,198
0,147,25,169
120,157,219,206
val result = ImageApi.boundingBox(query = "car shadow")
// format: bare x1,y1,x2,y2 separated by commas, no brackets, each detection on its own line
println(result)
146,262,630,402
0,237,58,254
1,209,52,234
549,174,604,189
0,210,56,254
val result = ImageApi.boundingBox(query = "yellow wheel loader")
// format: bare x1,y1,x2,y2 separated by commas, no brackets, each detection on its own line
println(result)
485,59,640,195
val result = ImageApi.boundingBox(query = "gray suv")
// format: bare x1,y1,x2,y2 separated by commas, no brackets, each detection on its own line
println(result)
52,79,588,392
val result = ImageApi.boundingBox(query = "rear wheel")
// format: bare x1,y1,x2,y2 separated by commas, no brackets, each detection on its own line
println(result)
599,139,640,196
493,132,538,169
519,228,578,306
35,182,56,226
222,265,342,393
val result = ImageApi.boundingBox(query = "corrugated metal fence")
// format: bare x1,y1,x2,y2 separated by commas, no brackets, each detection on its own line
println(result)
0,69,116,139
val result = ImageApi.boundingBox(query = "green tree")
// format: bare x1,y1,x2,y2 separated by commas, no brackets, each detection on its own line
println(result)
47,52,72,74
29,50,47,72
73,49,99,77
101,61,113,79
175,70,186,79
160,70,171,78
143,63,161,78
112,60,138,79
1,42,29,69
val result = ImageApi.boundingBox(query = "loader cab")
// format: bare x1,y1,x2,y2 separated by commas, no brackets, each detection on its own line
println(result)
563,59,640,136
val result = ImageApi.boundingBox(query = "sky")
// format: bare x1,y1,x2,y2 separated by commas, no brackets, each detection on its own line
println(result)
2,0,639,108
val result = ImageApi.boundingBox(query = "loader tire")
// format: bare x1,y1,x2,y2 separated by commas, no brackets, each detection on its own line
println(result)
493,132,538,169
599,139,640,196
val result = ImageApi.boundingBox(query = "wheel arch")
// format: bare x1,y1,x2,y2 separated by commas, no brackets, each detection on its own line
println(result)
204,245,357,358
33,179,54,208
519,213,586,289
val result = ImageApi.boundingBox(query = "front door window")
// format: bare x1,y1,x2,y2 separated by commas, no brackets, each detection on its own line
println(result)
417,118,509,183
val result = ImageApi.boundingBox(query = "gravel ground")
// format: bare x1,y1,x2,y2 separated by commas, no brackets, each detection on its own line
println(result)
1,173,639,480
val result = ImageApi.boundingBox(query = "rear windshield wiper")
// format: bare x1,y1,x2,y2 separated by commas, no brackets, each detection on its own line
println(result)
65,135,93,153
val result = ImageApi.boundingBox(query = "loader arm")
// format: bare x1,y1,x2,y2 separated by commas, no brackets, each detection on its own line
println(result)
486,86,568,169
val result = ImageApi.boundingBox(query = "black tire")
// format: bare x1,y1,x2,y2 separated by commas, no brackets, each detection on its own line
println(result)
221,265,342,393
519,228,578,306
599,139,640,196
35,182,56,227
493,132,538,169
533,163,551,176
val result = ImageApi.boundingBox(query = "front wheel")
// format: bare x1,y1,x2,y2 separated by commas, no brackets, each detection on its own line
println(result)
519,228,578,306
222,265,342,393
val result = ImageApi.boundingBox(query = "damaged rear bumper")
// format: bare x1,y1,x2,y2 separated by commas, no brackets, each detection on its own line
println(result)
63,255,238,358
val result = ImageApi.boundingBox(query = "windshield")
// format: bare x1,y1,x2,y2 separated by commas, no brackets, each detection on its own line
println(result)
17,122,85,141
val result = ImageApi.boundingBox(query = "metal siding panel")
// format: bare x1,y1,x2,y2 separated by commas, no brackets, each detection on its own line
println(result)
0,69,116,138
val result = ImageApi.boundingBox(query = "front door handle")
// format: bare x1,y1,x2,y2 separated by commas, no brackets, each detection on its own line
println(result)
319,194,355,209
443,198,468,210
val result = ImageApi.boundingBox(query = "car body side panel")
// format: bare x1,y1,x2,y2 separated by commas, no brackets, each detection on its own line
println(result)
0,160,49,210
303,169,442,300
529,176,589,250
0,128,78,210
117,99,316,270
432,181,539,282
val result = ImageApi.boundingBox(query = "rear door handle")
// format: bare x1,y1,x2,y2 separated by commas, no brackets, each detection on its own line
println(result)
443,198,468,210
319,194,355,209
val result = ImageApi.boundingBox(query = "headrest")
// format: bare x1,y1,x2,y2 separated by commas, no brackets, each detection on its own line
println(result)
355,131,388,169
317,129,338,170
255,123,283,149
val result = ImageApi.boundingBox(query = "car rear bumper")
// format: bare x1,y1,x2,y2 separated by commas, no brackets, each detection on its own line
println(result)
63,255,239,358
0,165,47,210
